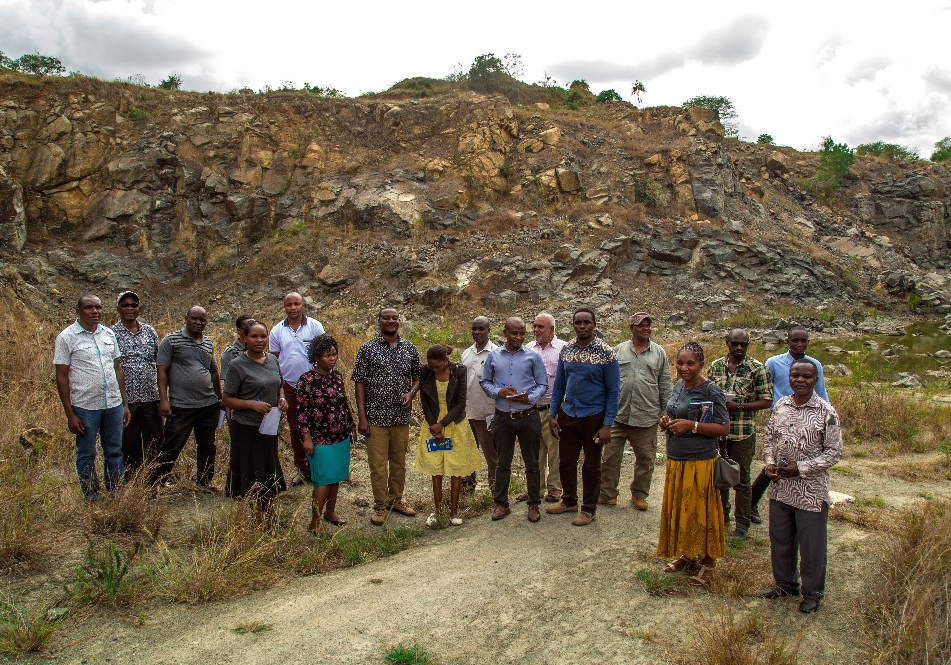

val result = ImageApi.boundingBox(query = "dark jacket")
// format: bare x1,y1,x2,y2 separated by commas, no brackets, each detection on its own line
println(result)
419,363,467,428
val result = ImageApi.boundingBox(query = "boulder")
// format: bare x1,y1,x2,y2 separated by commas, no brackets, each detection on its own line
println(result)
317,264,353,288
933,350,951,359
891,373,922,387
540,127,560,146
825,346,845,354
555,168,582,193
701,320,714,332
765,151,789,174
828,491,855,506
825,363,852,377
648,238,693,264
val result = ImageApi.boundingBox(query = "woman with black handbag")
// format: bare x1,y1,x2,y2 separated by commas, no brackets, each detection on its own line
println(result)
657,342,731,586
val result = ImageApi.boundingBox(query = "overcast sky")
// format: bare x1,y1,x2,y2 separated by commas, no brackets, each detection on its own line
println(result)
2,0,950,154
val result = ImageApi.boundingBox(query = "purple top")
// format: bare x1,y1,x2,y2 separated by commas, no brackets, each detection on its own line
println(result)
295,368,355,445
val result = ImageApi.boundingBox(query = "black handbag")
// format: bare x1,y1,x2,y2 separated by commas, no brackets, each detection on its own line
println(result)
714,438,740,489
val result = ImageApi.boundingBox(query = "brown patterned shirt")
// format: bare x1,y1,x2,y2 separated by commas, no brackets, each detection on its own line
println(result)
763,393,843,512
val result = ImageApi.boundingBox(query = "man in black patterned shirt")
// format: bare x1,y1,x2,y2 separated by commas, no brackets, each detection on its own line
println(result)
352,307,422,525
112,291,163,481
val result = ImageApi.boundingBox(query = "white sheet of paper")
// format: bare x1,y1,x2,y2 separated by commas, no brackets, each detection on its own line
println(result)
217,409,226,428
258,406,281,435
486,414,494,429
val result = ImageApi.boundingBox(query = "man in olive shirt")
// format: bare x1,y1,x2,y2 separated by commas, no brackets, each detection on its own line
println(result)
598,312,672,510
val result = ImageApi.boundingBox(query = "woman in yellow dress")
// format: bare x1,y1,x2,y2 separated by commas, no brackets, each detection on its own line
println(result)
415,344,482,526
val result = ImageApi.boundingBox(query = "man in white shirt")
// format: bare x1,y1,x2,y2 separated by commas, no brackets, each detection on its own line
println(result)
524,312,567,503
460,316,498,491
269,292,325,485
54,294,131,502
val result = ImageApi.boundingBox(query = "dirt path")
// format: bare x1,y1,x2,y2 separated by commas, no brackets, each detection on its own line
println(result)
48,450,949,665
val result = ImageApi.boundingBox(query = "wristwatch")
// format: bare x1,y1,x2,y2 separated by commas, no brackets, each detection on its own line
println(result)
692,420,699,433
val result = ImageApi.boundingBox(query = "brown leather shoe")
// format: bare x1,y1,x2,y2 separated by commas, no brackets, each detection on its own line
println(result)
597,496,617,505
491,504,511,521
631,497,649,511
543,492,562,503
572,511,596,526
546,502,579,514
388,502,417,517
370,508,387,526
515,491,529,502
527,505,541,522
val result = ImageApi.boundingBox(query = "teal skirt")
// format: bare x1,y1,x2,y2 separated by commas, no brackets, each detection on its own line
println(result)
307,437,351,487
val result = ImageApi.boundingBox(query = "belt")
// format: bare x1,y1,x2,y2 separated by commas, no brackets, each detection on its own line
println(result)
535,404,549,411
494,408,534,420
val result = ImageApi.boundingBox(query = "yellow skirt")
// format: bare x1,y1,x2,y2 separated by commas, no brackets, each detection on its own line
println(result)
656,458,725,560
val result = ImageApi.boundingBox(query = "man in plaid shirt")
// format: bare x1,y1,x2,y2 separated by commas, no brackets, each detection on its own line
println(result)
708,328,773,539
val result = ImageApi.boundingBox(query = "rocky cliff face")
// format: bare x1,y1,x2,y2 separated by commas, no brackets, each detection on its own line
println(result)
1,75,949,327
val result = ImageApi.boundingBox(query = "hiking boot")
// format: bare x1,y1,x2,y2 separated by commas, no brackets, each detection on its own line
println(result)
546,502,578,514
597,496,617,505
370,508,387,526
388,502,417,516
571,511,596,526
631,497,649,511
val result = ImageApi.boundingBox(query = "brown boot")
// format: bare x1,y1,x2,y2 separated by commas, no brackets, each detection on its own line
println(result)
571,511,596,526
546,502,579,514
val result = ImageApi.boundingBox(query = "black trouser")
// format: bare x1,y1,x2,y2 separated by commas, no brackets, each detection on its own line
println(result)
151,403,218,485
491,410,541,507
751,468,771,513
557,410,604,515
719,434,756,528
769,499,829,600
122,400,164,482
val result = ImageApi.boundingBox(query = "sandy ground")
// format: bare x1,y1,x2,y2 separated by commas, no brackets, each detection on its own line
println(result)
30,439,948,665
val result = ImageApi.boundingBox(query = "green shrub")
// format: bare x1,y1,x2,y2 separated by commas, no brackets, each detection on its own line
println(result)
128,106,147,121
385,643,433,665
158,74,182,90
497,164,511,178
0,590,58,656
931,137,951,163
856,141,919,162
800,136,854,201
757,134,774,145
596,89,623,103
10,52,65,76
71,540,136,606
637,179,671,208
466,53,522,94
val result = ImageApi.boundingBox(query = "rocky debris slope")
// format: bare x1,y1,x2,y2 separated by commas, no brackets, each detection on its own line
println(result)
0,76,949,326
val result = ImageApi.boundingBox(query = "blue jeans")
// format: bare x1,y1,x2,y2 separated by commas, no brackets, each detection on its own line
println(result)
73,404,125,501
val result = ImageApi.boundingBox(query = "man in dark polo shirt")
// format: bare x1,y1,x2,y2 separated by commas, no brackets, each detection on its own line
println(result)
151,306,222,489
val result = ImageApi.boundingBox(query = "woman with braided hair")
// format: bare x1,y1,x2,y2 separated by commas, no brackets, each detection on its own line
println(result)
657,341,731,585
296,335,357,531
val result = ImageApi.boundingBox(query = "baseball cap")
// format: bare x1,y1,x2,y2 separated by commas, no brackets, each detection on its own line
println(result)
629,312,652,326
117,291,140,305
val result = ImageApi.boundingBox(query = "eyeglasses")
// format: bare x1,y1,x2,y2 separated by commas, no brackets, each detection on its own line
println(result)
119,302,140,308
728,341,749,347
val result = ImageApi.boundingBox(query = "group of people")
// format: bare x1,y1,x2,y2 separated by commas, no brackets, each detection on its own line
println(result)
54,293,841,613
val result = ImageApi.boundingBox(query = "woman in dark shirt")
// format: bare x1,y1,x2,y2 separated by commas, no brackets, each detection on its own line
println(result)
222,320,288,514
657,341,730,585
296,335,357,532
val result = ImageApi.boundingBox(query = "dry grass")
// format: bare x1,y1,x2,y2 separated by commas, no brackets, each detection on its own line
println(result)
834,384,951,454
865,501,951,664
711,536,774,597
678,604,801,665
0,589,59,656
88,473,166,537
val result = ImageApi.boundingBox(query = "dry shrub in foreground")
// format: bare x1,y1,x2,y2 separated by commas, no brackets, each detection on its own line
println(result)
711,538,774,597
866,501,951,664
88,475,166,537
0,589,58,656
144,499,287,603
679,604,801,665
834,384,951,453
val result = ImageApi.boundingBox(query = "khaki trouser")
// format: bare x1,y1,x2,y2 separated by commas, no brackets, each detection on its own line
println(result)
537,408,562,495
599,422,659,501
366,424,410,509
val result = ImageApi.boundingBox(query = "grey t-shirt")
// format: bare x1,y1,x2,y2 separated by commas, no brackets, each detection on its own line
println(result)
224,353,283,427
157,329,219,409
665,379,729,461
220,340,245,382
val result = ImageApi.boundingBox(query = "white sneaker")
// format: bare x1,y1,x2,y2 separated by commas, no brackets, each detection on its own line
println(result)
450,517,463,526
426,513,438,527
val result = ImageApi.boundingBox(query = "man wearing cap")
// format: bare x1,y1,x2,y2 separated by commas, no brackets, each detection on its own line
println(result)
55,294,131,502
524,312,566,503
598,312,672,510
112,291,163,481
269,292,325,485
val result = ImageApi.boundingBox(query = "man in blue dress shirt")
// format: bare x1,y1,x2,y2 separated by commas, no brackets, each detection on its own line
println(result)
547,308,620,526
480,317,548,522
